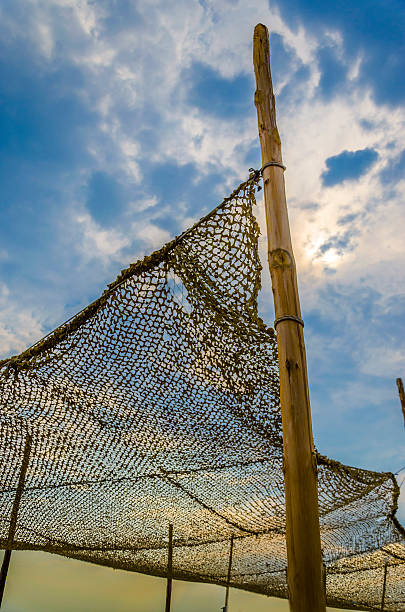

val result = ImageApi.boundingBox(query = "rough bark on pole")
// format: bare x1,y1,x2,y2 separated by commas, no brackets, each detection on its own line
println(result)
0,433,32,608
164,524,173,612
396,378,405,426
253,24,326,612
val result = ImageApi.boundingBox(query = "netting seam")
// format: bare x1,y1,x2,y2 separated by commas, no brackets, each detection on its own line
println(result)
0,457,274,494
160,471,260,535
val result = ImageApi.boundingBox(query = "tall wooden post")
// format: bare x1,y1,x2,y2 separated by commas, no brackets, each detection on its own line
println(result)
396,378,405,426
0,434,32,607
165,524,173,612
253,24,325,612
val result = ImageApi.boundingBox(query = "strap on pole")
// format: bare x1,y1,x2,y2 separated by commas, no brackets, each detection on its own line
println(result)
0,433,32,608
164,524,173,612
222,535,234,612
380,557,389,611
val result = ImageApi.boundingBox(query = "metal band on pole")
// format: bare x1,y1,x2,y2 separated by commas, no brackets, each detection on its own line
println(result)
222,535,234,612
165,524,173,612
0,433,32,607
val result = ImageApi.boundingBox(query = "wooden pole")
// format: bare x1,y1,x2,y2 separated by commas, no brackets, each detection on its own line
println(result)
396,378,405,426
0,433,32,607
222,535,234,612
380,557,389,611
323,562,327,599
0,551,12,607
253,24,326,612
164,524,173,612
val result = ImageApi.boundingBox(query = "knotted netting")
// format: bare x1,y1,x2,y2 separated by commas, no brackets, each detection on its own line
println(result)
0,175,404,611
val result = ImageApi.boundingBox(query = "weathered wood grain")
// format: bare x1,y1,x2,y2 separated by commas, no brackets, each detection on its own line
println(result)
253,23,326,612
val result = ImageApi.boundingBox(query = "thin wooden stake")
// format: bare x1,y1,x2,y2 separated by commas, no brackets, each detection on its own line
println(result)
165,524,173,612
222,535,234,612
253,24,325,612
323,562,327,599
396,378,405,426
380,557,389,611
0,552,11,607
0,433,32,607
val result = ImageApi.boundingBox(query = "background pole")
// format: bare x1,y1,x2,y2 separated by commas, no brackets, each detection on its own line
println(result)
380,557,389,611
164,524,173,612
396,378,405,426
0,433,32,607
0,552,12,606
253,23,326,612
222,535,234,612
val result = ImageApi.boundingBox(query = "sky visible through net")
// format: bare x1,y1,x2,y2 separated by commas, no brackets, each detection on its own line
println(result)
0,175,403,611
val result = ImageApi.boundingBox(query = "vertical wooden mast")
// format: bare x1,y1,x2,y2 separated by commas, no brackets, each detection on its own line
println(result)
253,24,326,611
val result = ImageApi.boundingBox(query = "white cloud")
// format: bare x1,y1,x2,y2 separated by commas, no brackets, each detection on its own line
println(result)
0,283,44,359
128,195,158,213
360,347,405,379
36,20,54,58
75,212,130,260
131,221,171,250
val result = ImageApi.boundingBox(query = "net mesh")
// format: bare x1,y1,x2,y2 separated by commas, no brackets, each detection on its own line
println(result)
0,176,404,611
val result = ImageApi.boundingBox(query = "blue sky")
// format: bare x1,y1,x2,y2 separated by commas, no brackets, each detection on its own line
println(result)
0,0,404,610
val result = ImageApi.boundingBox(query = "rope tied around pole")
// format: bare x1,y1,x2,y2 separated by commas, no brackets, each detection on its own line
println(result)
249,162,286,179
260,161,286,172
274,315,304,329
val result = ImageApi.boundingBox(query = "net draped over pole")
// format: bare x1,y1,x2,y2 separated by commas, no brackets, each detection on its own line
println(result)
0,177,404,611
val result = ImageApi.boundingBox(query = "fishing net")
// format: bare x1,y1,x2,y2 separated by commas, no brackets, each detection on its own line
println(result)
0,175,403,611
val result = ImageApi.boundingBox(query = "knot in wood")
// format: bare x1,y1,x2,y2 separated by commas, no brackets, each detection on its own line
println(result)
272,126,281,146
269,248,293,270
254,90,263,106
